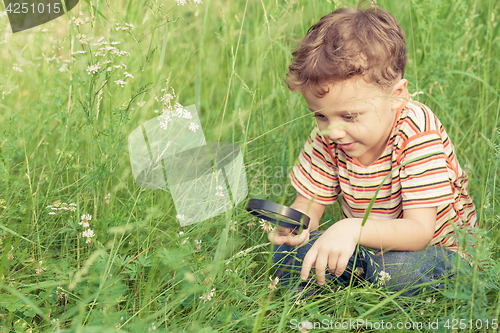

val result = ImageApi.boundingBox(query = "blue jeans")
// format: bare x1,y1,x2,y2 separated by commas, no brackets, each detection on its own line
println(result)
272,231,461,297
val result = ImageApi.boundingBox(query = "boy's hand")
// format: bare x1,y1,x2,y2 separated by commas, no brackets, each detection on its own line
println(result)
268,225,310,247
300,219,359,285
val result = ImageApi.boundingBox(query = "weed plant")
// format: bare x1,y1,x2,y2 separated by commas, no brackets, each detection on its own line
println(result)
0,0,499,332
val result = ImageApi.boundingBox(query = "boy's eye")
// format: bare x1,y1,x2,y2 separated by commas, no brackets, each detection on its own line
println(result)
313,114,326,119
342,114,357,121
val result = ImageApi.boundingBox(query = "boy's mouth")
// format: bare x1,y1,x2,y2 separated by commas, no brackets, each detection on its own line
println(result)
337,142,356,151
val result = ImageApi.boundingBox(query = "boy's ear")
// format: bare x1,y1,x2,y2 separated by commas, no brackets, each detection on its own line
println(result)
391,79,408,110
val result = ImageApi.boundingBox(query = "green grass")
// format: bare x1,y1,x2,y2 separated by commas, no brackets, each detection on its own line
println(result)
0,0,499,331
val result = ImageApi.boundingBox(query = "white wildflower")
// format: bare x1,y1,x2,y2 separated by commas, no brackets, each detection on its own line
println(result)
193,0,203,3
268,276,279,291
259,219,274,232
116,51,130,57
177,231,189,244
172,103,192,119
188,122,200,132
115,80,126,87
55,286,66,300
124,72,134,78
12,64,23,72
69,16,89,26
160,113,171,130
229,220,237,232
104,193,111,205
176,214,185,221
160,120,168,130
95,36,107,45
176,0,187,5
87,63,101,75
111,41,122,45
161,93,174,106
173,102,185,116
199,288,215,301
79,214,92,228
71,50,86,55
76,34,90,44
48,212,56,215
215,185,224,198
82,228,95,243
35,261,46,274
378,270,391,285
115,23,134,31
410,91,424,97
224,268,232,273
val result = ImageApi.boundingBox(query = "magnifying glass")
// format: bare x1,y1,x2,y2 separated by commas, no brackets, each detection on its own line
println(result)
246,199,310,235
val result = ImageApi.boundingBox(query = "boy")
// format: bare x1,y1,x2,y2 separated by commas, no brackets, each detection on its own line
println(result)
269,1,477,296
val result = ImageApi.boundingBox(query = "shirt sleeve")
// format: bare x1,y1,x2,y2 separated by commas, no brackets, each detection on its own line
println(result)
398,131,455,209
289,126,340,204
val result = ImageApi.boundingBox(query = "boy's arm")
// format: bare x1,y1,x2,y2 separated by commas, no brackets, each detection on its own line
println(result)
353,206,437,251
300,206,437,284
268,193,326,247
289,193,325,232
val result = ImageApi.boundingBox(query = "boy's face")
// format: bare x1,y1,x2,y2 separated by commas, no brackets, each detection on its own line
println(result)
302,78,407,166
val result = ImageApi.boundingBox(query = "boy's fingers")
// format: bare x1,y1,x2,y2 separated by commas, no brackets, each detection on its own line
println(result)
334,254,350,277
276,226,292,236
300,248,317,280
314,254,328,285
272,236,289,246
286,229,309,247
296,231,310,248
268,231,288,245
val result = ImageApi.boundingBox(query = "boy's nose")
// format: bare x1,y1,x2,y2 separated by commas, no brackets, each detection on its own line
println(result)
328,127,347,141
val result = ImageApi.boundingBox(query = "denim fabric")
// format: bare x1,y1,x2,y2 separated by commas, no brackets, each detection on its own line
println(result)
272,230,461,297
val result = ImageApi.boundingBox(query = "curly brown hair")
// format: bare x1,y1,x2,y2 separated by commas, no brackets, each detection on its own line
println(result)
286,1,406,97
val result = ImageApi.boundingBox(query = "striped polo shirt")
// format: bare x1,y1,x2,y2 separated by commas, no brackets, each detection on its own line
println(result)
290,100,477,252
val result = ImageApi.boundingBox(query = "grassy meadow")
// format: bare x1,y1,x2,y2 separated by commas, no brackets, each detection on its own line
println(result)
0,0,500,331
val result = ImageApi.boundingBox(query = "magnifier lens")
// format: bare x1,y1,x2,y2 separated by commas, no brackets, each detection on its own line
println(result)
246,199,310,231
251,209,300,225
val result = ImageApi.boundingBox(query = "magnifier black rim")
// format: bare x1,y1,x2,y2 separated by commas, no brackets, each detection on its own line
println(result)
246,199,310,230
